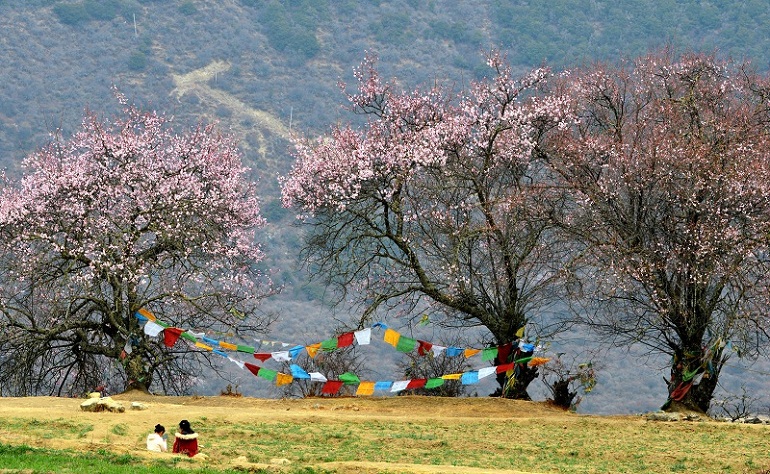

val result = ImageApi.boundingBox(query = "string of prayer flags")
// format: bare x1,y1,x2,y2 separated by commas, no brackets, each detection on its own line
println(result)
133,309,547,390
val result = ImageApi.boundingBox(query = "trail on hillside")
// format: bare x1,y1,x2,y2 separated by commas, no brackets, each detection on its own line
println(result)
171,61,291,161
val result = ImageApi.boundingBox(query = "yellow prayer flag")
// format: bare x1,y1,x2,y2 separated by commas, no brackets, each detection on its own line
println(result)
276,373,293,387
219,341,238,351
384,328,400,347
515,326,525,338
442,373,462,380
356,381,375,396
306,343,321,358
138,308,156,321
464,348,481,358
195,342,212,351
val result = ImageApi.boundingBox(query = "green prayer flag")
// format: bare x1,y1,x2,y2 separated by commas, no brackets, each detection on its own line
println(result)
321,338,338,351
180,332,197,342
482,347,498,362
396,336,417,353
339,372,361,385
425,378,445,389
237,345,255,354
155,320,170,328
514,356,533,364
258,368,277,381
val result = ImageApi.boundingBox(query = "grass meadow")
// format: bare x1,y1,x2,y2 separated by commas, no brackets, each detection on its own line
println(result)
0,394,768,474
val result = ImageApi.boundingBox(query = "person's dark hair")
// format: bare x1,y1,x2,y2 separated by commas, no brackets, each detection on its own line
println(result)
154,424,165,434
179,419,194,434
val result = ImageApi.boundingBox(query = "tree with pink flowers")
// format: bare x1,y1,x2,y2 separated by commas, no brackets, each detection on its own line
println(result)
0,97,274,396
543,50,770,412
281,54,574,399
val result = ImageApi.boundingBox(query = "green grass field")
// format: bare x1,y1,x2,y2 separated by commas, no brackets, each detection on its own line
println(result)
1,395,769,474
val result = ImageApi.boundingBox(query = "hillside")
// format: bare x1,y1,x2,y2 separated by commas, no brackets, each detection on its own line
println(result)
2,0,770,414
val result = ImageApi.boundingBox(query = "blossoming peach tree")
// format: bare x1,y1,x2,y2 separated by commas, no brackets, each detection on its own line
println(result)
281,54,574,399
0,97,274,396
543,50,770,412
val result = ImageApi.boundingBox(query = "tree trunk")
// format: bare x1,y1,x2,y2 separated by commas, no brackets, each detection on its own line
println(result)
124,351,152,393
494,362,538,400
664,366,719,413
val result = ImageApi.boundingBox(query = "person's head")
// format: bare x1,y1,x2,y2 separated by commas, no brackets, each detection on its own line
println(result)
154,424,165,435
179,419,194,434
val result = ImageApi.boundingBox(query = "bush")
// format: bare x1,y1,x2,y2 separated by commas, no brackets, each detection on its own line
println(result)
53,3,89,26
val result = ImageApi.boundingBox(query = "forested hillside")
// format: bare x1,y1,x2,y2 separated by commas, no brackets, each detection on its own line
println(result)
2,0,770,414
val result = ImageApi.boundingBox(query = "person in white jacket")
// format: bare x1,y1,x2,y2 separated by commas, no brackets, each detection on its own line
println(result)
146,424,168,452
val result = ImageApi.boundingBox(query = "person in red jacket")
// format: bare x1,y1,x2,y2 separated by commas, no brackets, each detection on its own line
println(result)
172,419,199,457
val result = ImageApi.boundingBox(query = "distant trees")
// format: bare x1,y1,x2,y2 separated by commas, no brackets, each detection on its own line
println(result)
281,54,574,399
0,97,275,396
542,50,770,412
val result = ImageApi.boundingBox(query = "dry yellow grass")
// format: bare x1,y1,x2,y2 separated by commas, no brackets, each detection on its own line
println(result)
0,393,768,473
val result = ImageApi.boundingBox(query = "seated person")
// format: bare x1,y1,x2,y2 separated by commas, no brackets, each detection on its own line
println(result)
172,419,199,457
146,424,167,452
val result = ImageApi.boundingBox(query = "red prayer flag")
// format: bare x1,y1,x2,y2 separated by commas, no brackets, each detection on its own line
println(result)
496,362,515,373
406,379,427,389
321,381,344,395
670,382,693,401
337,332,354,348
163,327,184,347
417,340,433,356
244,362,261,377
497,342,513,363
253,353,272,362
